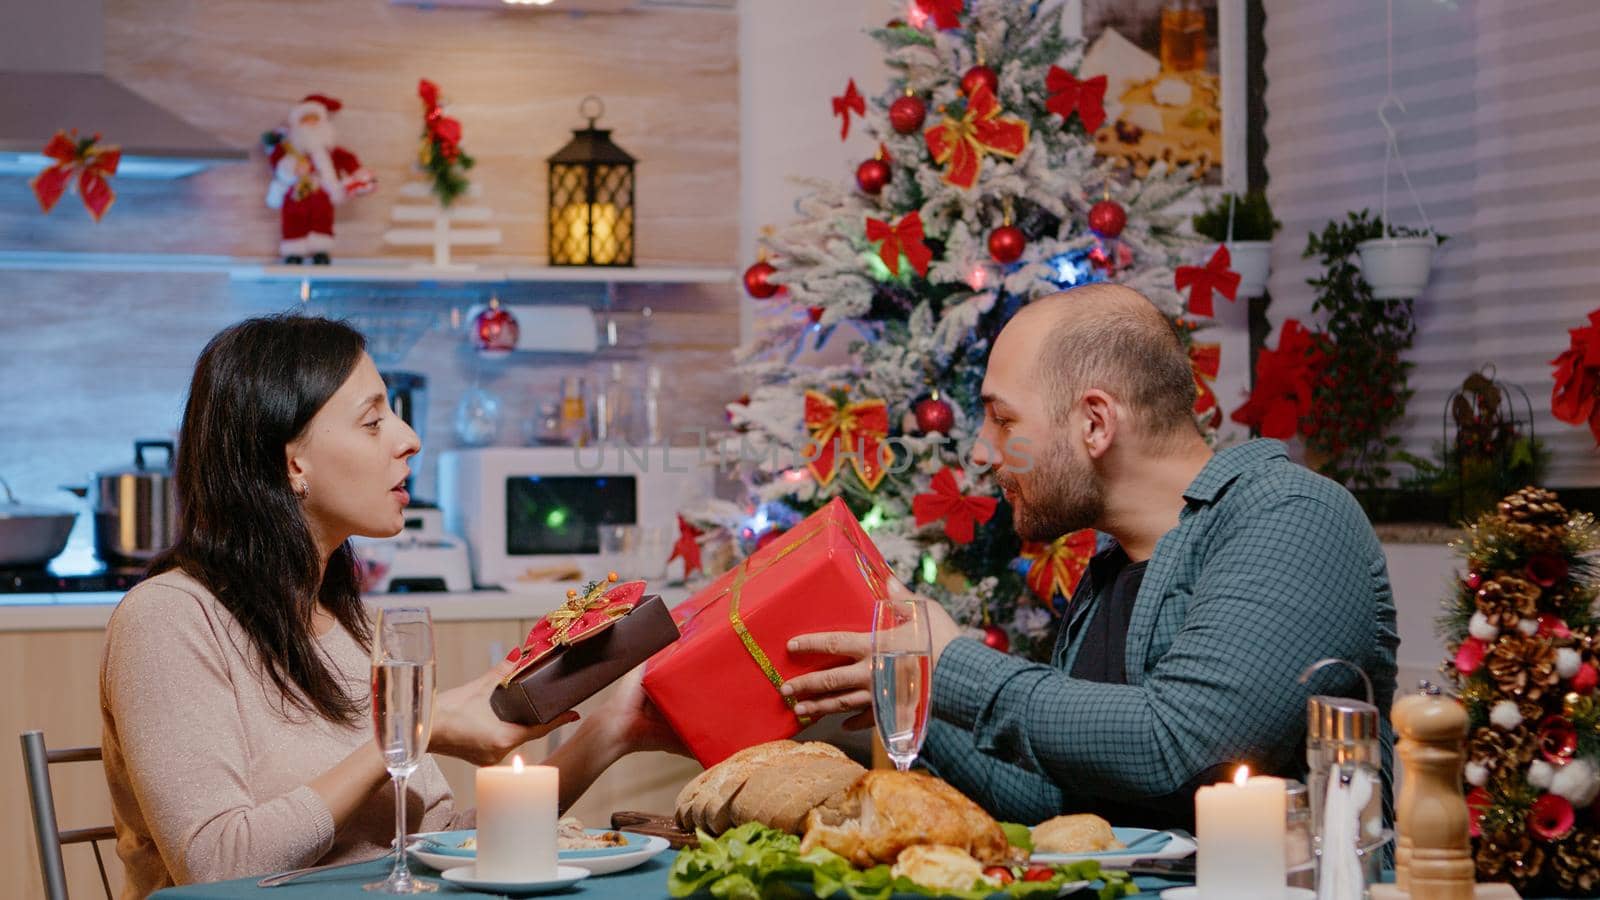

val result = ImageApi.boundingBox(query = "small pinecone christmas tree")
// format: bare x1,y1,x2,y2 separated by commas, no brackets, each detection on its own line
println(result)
1441,487,1600,895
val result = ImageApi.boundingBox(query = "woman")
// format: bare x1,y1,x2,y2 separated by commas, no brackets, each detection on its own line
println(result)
100,315,676,897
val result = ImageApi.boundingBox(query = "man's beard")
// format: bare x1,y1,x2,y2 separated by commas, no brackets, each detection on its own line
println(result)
289,118,335,153
996,434,1104,542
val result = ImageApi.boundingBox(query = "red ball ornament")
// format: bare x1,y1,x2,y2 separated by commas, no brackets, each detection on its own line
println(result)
889,95,927,134
1539,714,1579,764
913,393,956,435
981,624,1010,653
960,64,999,98
1530,794,1576,843
1574,662,1600,695
856,158,892,195
743,260,780,299
988,225,1026,264
1087,199,1127,239
471,303,519,356
807,306,824,324
1465,571,1483,590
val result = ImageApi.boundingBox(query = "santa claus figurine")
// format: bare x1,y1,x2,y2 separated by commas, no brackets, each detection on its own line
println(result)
262,94,376,264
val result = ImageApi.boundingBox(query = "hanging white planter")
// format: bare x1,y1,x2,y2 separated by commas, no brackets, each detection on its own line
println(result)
1225,240,1272,298
1356,236,1436,300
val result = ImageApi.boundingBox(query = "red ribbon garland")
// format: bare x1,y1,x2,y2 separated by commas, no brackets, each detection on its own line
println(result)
30,130,120,222
1020,530,1097,605
914,0,962,30
1044,67,1107,134
1230,319,1327,440
832,78,865,142
912,468,999,545
1175,245,1242,318
865,211,934,278
1550,308,1600,444
668,515,704,578
923,84,1030,190
1190,342,1222,426
803,390,890,490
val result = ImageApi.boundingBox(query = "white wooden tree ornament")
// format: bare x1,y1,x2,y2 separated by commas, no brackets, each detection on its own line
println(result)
383,182,502,268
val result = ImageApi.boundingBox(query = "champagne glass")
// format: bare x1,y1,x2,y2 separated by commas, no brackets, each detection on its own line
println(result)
366,607,437,894
870,595,932,772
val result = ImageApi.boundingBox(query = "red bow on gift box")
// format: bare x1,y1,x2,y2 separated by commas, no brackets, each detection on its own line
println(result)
912,467,998,545
866,210,934,278
914,0,963,30
1230,318,1327,439
501,577,648,684
1044,66,1107,134
1551,308,1600,444
804,390,890,490
30,130,120,222
1020,530,1097,605
832,78,865,141
1190,341,1222,425
924,84,1029,190
668,515,704,578
1176,245,1242,318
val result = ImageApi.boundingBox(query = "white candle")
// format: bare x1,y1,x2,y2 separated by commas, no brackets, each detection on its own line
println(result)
474,755,558,882
1195,765,1287,897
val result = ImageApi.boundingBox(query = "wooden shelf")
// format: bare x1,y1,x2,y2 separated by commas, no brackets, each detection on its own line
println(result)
0,251,734,285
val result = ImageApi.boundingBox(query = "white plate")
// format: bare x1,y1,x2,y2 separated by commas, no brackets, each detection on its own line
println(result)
1160,888,1315,900
440,863,590,895
408,830,669,877
1030,826,1198,868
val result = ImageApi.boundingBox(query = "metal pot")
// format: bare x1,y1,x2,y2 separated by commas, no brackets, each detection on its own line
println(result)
91,440,178,565
0,476,77,567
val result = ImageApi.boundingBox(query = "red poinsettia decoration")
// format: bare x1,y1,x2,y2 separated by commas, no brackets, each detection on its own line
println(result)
914,0,963,30
1230,319,1327,440
1044,66,1107,133
832,78,865,141
30,130,120,222
866,211,934,277
418,79,463,160
912,467,998,544
1190,341,1222,426
924,84,1029,189
1550,308,1600,443
1020,530,1097,604
668,515,703,577
1175,245,1242,318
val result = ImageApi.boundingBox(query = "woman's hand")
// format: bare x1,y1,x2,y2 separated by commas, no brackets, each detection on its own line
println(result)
584,665,689,758
429,657,579,767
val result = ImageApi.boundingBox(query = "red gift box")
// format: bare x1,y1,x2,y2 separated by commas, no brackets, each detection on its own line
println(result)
642,497,893,766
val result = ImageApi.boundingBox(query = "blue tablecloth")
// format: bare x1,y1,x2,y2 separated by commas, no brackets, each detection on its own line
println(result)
150,852,1191,898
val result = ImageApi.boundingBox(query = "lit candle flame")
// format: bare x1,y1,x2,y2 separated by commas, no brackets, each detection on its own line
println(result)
1233,764,1251,785
512,754,525,773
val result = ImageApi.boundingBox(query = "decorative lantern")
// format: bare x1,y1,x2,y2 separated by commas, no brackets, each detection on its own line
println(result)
547,95,635,267
1441,367,1537,521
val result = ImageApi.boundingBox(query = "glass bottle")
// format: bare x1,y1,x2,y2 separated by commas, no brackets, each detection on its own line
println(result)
559,375,591,446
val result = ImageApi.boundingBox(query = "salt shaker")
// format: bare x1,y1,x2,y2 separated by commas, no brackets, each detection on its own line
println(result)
1298,659,1384,887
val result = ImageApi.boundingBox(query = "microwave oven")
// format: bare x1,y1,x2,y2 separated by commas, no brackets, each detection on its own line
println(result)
437,446,714,591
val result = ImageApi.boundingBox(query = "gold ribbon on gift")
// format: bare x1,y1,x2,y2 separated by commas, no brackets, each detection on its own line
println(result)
500,577,634,687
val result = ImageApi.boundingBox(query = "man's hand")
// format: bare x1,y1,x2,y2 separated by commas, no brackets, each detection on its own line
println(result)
429,658,579,767
780,579,963,728
581,665,689,758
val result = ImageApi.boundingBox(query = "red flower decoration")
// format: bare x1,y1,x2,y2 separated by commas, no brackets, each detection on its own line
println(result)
1020,530,1097,604
912,467,999,545
1175,245,1242,318
866,211,934,278
1230,319,1327,440
667,515,703,578
1530,793,1576,842
914,0,963,30
1044,66,1107,133
1525,553,1569,588
1538,714,1578,764
1537,613,1571,639
1551,308,1600,444
923,84,1029,189
1466,787,1492,837
1190,342,1222,426
832,78,865,141
1454,636,1488,675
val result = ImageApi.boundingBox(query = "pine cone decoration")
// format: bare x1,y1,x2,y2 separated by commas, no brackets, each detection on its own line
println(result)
1485,634,1560,700
1469,724,1536,775
1477,829,1547,884
1499,487,1567,525
1475,575,1542,629
1551,829,1600,894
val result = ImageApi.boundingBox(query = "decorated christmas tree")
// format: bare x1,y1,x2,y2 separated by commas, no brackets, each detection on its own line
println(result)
1440,487,1600,894
687,0,1229,658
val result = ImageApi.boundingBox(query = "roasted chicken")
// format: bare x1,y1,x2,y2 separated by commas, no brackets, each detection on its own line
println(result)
800,770,1017,867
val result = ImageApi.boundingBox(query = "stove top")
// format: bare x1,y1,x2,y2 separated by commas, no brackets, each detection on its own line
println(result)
0,562,146,594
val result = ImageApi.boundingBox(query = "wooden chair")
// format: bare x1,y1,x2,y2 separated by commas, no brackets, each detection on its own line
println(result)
20,730,115,900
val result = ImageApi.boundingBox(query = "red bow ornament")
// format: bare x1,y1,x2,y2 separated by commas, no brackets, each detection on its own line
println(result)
1230,319,1327,440
501,577,648,683
1044,67,1107,134
923,84,1029,190
1175,245,1242,318
866,210,934,278
912,468,998,545
804,390,891,490
1551,308,1600,444
832,78,865,141
914,0,963,30
668,515,704,578
1190,341,1222,426
1020,530,1097,604
30,130,120,222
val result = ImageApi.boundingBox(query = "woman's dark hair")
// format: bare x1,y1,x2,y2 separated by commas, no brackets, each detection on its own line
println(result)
150,314,373,724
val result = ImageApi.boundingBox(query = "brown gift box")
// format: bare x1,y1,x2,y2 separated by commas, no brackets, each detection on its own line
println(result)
489,592,679,726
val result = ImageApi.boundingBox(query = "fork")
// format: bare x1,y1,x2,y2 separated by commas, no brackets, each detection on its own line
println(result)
256,854,390,888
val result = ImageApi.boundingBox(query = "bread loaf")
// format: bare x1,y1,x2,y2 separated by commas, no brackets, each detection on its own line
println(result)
671,739,864,835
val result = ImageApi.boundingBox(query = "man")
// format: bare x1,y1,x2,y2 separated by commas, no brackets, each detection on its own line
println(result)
783,283,1399,829
264,94,376,264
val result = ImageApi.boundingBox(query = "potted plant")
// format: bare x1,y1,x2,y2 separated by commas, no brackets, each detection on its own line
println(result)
1356,221,1442,300
1191,191,1281,297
